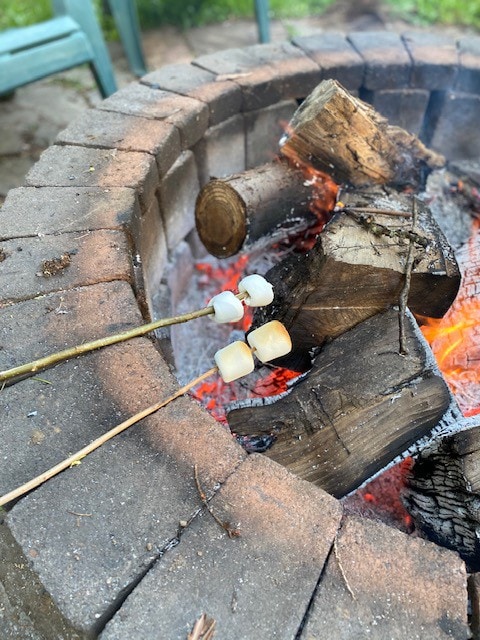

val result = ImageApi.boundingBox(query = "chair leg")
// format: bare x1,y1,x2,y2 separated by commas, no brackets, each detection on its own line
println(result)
254,0,270,44
107,0,147,77
53,0,117,97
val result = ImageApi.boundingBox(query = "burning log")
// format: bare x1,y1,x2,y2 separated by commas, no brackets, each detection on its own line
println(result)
194,161,327,258
403,417,480,570
253,187,460,369
228,308,451,498
280,79,445,188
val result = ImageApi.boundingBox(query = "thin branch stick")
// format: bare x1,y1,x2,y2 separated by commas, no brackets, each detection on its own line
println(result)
0,293,247,385
398,198,418,355
194,464,240,539
0,366,218,507
334,536,356,600
341,206,412,218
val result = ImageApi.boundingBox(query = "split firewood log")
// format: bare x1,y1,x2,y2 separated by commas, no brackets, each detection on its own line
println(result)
403,416,480,570
280,78,445,188
194,160,336,258
228,308,451,498
252,187,460,370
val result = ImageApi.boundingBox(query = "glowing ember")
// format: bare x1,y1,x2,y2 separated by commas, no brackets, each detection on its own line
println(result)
421,220,480,416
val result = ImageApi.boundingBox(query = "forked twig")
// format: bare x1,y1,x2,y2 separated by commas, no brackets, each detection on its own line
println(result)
0,367,218,507
398,198,418,354
194,465,240,539
188,613,216,640
334,536,356,601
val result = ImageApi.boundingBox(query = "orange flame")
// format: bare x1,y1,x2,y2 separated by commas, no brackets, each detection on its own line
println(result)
280,142,339,251
421,220,480,416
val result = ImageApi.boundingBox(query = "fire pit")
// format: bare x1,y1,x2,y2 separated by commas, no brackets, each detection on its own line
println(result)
1,31,480,638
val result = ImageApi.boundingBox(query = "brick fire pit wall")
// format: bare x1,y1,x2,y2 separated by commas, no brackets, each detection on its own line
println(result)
1,32,479,639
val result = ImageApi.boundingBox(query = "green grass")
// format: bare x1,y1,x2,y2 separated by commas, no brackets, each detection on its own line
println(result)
384,0,480,28
0,0,479,33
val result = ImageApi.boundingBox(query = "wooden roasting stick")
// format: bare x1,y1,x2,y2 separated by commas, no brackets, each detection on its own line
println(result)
228,308,451,498
195,160,319,258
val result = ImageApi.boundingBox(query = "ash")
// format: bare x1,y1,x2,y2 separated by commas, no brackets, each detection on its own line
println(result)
164,233,294,408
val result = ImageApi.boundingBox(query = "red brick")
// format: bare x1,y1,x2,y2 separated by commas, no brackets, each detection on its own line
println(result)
293,33,365,90
97,455,342,639
402,32,458,90
304,516,468,639
24,145,159,209
0,229,131,304
142,63,242,126
99,82,209,149
0,186,139,239
348,31,411,90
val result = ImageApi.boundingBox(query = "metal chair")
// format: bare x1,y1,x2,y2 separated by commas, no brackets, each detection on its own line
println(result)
107,0,147,77
254,0,270,43
0,0,117,97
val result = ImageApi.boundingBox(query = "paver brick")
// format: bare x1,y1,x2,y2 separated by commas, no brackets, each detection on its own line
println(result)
348,31,411,90
141,63,242,126
363,88,429,136
245,100,297,168
158,150,199,251
402,32,458,90
0,186,139,239
25,145,159,210
98,82,209,150
0,229,131,304
0,523,83,640
4,278,245,632
55,108,181,162
194,48,284,111
133,197,168,306
0,281,143,491
457,36,480,93
194,43,321,109
302,515,468,639
430,91,480,160
293,32,365,90
194,114,246,185
100,454,342,640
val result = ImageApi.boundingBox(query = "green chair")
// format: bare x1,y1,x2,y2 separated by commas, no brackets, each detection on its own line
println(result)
254,0,270,43
0,0,117,97
107,0,147,77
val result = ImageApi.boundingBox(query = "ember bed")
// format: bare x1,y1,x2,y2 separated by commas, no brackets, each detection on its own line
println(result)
1,31,479,639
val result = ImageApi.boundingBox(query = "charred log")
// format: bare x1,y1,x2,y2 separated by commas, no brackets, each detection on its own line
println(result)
252,187,460,369
228,308,451,498
403,417,480,571
280,79,445,188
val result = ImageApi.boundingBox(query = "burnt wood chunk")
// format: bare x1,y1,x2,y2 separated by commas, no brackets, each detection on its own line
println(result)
253,188,460,367
404,419,480,571
280,78,444,187
194,161,318,258
228,308,451,498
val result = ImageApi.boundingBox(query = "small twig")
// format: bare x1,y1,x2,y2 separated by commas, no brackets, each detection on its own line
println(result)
398,198,418,355
0,293,247,386
188,613,216,640
67,511,92,517
345,209,427,247
194,465,240,539
341,205,412,218
0,367,218,507
334,536,356,600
